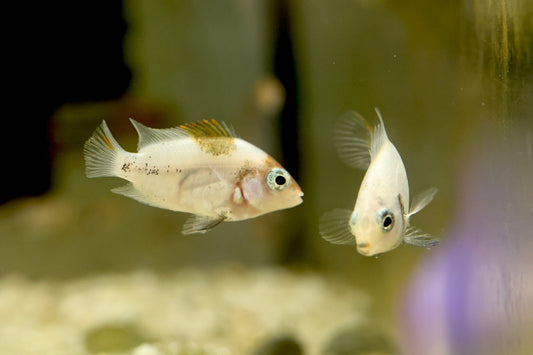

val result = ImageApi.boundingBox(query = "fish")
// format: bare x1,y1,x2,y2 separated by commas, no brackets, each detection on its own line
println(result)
83,118,303,234
319,108,438,256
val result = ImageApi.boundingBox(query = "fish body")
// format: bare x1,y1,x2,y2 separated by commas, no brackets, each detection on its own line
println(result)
84,119,303,234
320,108,438,256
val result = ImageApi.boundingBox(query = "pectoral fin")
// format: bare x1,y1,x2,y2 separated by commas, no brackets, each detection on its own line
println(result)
319,209,355,245
409,187,438,217
182,214,226,235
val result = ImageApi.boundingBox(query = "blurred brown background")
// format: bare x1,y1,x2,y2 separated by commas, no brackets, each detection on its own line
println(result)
1,1,532,354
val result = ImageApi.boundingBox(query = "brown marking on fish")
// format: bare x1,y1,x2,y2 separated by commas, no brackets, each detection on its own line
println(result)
235,161,256,181
179,119,236,156
147,168,159,175
194,136,236,156
358,242,370,248
121,163,131,172
263,155,283,170
103,134,114,151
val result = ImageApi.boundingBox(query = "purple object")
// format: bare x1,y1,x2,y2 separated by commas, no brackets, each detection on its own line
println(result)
399,129,533,355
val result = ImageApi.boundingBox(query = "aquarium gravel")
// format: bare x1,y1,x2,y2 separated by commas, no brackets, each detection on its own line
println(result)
0,266,368,354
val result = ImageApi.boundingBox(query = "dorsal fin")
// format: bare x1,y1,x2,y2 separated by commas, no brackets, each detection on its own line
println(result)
334,108,392,168
129,118,187,150
179,119,236,138
370,108,389,159
333,111,372,170
129,118,236,151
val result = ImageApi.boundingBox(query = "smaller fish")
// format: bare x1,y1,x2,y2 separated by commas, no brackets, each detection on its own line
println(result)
84,118,303,234
320,108,438,256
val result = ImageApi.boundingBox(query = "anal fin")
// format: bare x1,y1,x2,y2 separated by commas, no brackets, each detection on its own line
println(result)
111,183,156,207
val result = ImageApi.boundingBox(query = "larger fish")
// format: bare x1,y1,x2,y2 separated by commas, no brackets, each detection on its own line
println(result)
320,108,438,256
84,118,303,234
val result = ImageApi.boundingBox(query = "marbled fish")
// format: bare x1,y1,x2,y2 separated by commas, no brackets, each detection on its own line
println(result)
84,118,303,234
320,108,438,256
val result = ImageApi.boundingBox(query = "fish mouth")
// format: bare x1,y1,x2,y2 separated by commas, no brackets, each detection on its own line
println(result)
294,189,304,204
357,242,371,255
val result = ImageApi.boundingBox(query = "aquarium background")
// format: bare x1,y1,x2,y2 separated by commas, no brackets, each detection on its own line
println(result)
1,1,532,354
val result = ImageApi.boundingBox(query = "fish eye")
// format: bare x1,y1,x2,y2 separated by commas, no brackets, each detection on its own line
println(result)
377,209,395,232
267,168,290,191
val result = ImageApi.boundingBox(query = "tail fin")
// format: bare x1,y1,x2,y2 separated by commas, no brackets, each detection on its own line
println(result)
83,121,124,178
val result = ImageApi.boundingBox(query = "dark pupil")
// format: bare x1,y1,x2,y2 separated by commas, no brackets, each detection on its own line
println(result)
383,216,392,228
275,175,286,186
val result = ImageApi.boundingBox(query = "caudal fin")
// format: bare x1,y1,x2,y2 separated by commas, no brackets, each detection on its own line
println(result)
83,121,124,178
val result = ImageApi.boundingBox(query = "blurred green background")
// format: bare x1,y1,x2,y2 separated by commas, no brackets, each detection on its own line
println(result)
1,0,532,354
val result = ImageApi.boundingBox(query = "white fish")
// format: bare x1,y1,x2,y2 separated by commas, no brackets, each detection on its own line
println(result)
84,118,303,234
320,108,438,256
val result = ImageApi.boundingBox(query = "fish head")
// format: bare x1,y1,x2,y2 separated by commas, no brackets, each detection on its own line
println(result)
237,157,303,216
350,203,404,256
